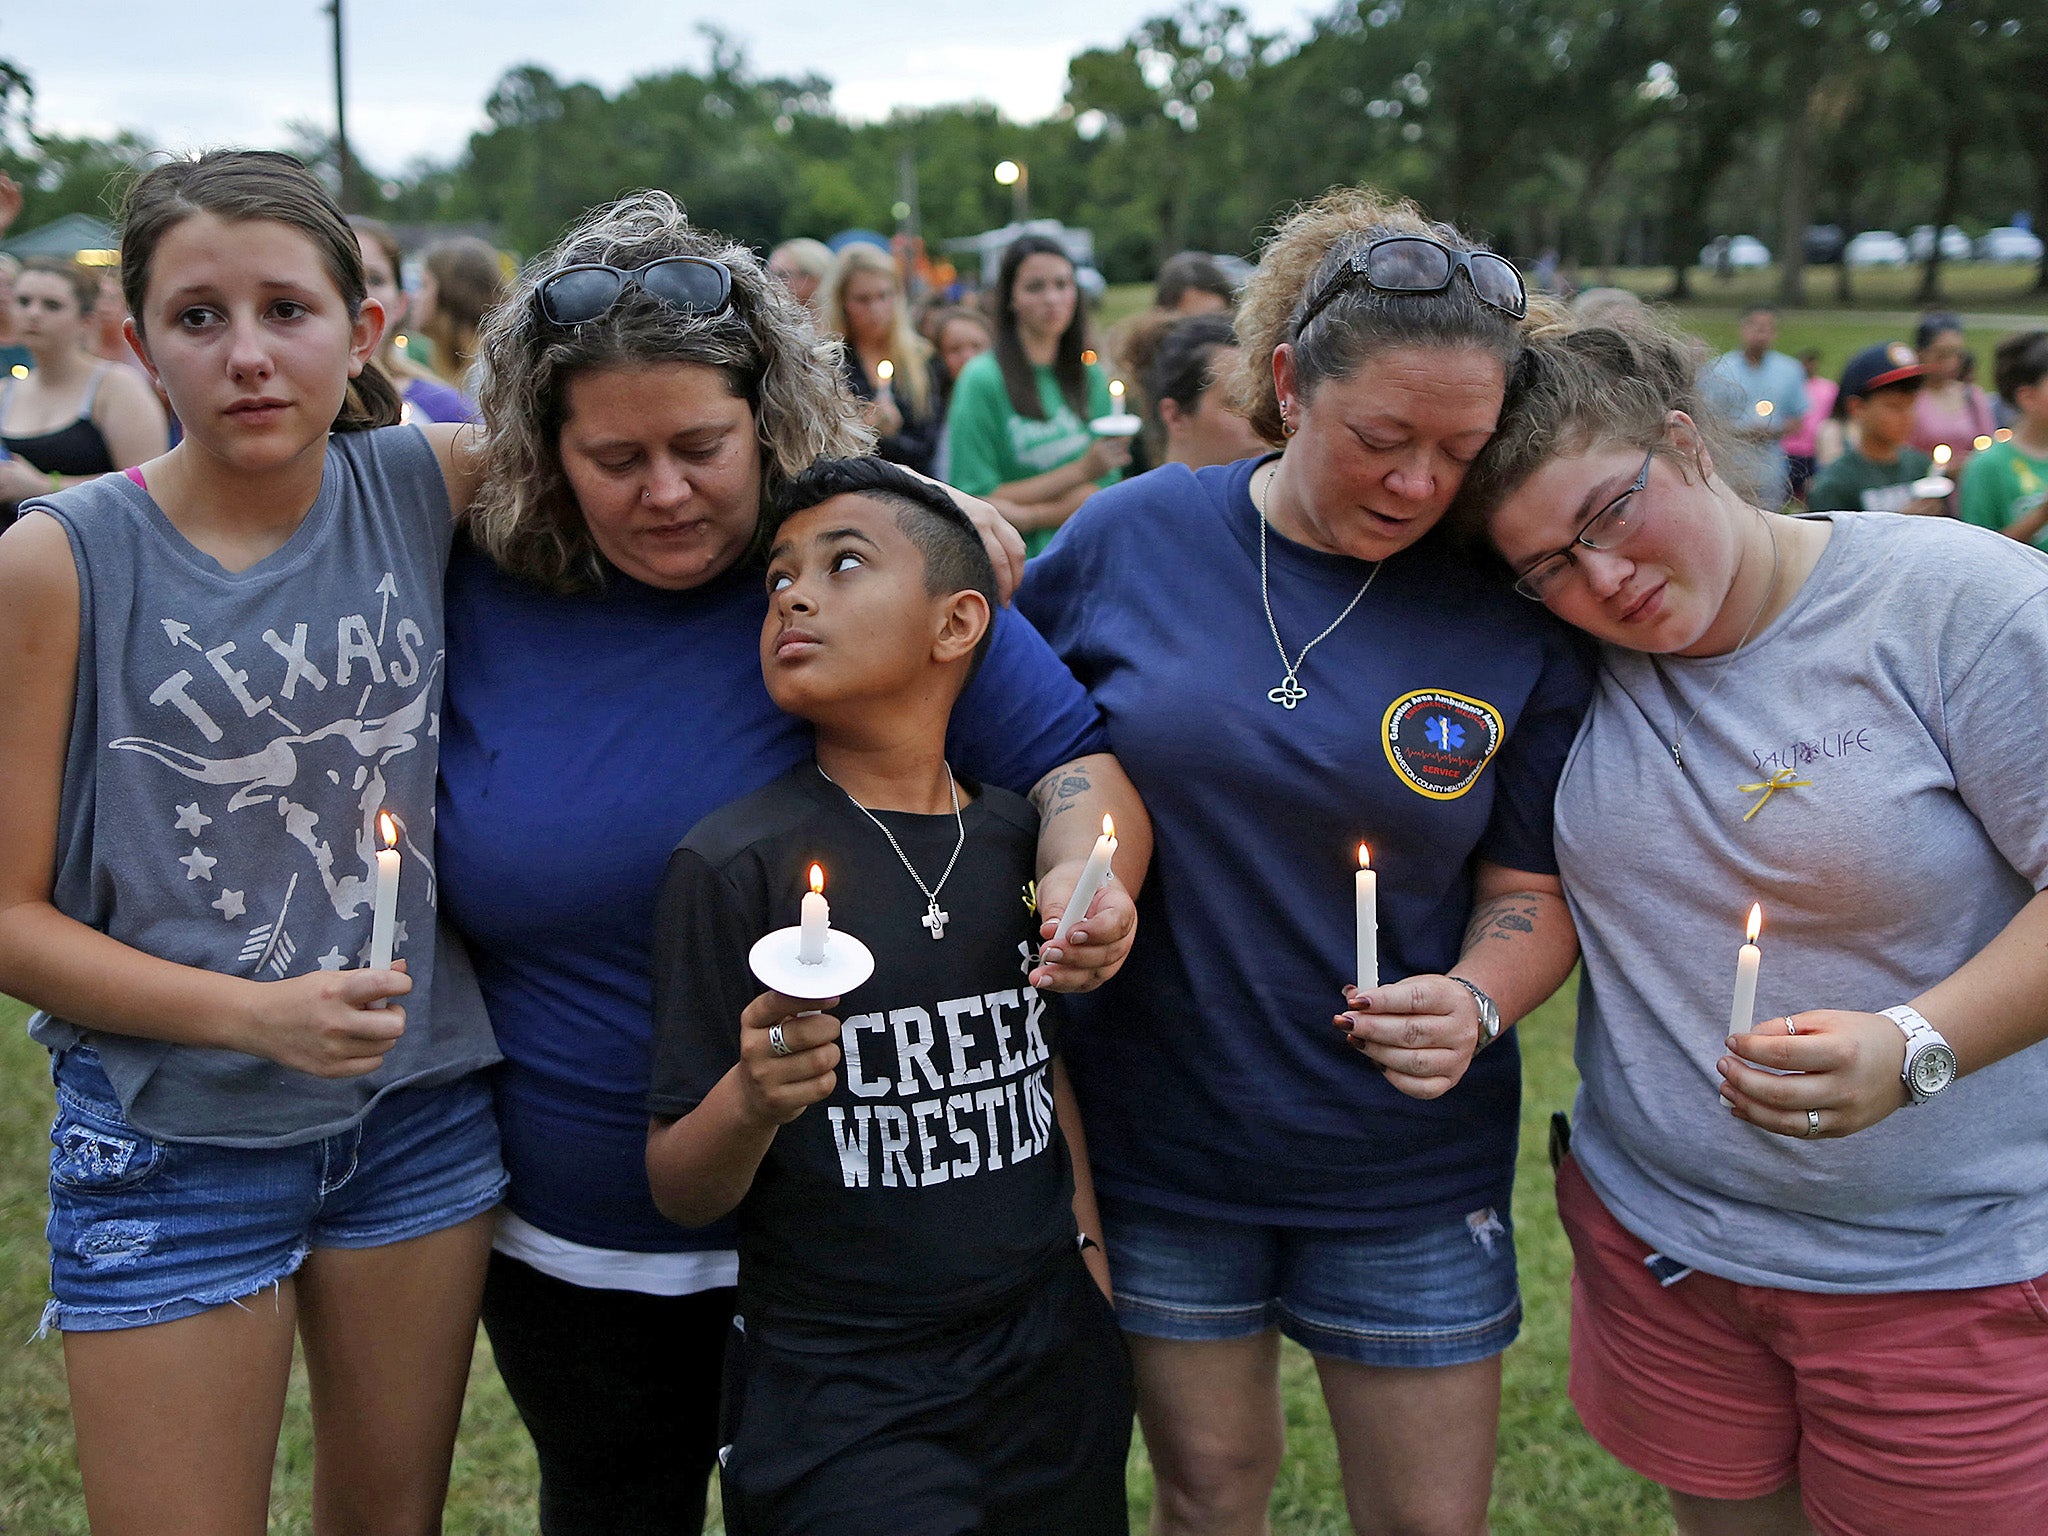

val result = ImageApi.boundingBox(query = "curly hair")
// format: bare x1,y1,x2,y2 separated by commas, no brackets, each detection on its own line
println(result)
1451,311,1752,539
1225,186,1528,445
469,191,871,593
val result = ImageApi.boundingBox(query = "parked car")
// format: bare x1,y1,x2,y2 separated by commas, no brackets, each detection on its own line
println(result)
1803,224,1846,265
1907,225,1974,262
1979,226,2045,263
1700,235,1771,271
1845,230,1910,267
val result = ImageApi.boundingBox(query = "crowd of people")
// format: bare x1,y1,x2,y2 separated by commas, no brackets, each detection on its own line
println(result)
0,147,2046,1536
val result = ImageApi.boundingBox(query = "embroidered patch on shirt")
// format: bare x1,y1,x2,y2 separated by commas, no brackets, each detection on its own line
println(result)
1382,689,1504,800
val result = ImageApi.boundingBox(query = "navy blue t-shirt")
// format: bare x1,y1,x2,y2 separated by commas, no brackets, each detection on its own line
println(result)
1017,458,1592,1228
438,541,1104,1252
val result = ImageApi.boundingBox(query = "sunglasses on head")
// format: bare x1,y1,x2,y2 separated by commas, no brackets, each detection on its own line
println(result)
1294,235,1527,337
537,256,734,328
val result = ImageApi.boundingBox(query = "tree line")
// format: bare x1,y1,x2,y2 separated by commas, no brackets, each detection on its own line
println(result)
4,1,2045,297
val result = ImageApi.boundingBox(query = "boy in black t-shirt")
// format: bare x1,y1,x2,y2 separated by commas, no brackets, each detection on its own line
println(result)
645,457,1131,1535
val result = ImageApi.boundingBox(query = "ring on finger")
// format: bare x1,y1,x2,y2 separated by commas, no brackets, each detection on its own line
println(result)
769,1024,793,1058
1805,1107,1822,1138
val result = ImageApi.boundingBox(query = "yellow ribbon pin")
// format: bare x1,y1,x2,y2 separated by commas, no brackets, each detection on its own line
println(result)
1738,766,1813,821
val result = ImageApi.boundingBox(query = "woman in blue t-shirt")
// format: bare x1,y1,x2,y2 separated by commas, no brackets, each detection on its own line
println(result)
438,191,1148,1534
1017,187,1591,1534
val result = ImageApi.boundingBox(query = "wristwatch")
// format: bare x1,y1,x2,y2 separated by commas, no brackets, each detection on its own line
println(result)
1448,976,1502,1053
1879,1005,1958,1104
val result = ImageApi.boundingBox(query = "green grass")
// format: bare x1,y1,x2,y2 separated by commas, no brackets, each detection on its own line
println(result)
1,984,1670,1532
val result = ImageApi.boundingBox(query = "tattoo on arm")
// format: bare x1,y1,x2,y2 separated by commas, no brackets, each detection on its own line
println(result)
1029,765,1093,826
1463,895,1542,950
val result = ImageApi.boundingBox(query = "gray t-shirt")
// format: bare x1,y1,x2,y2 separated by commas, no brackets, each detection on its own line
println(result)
1557,511,2048,1292
26,427,499,1147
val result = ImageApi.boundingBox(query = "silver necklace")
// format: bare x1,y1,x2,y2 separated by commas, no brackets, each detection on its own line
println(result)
816,763,966,939
1255,464,1384,709
1662,512,1781,772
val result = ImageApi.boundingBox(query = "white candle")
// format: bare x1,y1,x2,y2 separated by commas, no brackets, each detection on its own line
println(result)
1048,815,1117,951
1109,378,1126,406
1355,844,1378,992
1728,903,1762,1035
367,811,401,1004
798,863,829,965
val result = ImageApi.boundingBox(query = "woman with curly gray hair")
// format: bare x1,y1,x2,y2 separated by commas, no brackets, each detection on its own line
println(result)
433,191,1147,1534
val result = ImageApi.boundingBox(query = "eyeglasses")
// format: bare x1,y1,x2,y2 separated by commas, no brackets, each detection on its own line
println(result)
1511,449,1654,602
1294,235,1527,337
537,256,734,328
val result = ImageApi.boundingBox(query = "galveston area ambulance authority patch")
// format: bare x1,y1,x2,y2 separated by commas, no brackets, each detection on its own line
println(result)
1382,688,1504,800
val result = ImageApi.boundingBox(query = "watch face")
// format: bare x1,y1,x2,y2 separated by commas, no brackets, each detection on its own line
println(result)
1910,1044,1958,1097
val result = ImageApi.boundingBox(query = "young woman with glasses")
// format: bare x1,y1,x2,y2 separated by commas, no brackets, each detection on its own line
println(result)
1461,315,2048,1536
1016,187,1591,1536
438,190,1149,1534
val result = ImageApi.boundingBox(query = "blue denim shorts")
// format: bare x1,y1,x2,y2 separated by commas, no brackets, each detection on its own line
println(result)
44,1045,507,1334
1098,1193,1521,1369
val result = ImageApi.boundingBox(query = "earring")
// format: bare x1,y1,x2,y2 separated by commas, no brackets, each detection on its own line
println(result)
1281,401,1296,437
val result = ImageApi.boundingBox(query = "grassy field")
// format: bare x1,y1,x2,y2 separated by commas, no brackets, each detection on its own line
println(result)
0,983,1672,1533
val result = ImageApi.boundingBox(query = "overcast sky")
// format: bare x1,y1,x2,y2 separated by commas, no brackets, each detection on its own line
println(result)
7,2,1321,175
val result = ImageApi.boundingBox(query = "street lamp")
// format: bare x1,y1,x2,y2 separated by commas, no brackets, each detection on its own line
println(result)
993,159,1030,224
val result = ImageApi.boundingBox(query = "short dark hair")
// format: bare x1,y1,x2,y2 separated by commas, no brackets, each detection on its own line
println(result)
1150,312,1238,415
1993,331,2048,406
769,457,998,672
1740,303,1776,322
1916,311,1964,351
1155,251,1235,310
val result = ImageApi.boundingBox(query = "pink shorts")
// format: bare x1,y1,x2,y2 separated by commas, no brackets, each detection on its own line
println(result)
1557,1155,2048,1536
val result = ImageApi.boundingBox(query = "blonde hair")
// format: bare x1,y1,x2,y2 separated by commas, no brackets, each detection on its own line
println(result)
824,244,932,415
1226,185,1527,445
1453,311,1754,534
468,191,871,594
420,235,506,387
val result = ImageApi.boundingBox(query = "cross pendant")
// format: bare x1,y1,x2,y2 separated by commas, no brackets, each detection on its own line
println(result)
922,901,950,939
1267,675,1307,710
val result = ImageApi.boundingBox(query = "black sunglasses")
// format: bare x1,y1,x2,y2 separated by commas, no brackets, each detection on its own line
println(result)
537,256,734,328
1295,235,1528,336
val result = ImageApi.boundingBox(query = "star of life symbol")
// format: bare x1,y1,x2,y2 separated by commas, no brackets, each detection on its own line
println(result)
1427,715,1466,750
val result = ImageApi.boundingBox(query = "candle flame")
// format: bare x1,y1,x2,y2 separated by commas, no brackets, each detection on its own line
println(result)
378,810,398,849
1973,435,1992,451
876,359,894,382
1109,379,1125,401
1996,428,2013,443
1081,349,1098,366
1933,444,1952,466
1102,813,1116,839
809,863,825,896
1358,843,1371,870
1755,400,1773,417
1746,903,1762,943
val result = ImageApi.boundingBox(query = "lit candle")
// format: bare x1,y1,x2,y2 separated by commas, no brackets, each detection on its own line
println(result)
1109,378,1126,406
799,864,829,964
367,811,401,1002
1728,903,1762,1036
1355,844,1378,992
1933,444,1952,468
1755,400,1773,419
1973,434,1993,451
876,358,894,386
1048,815,1117,951
1997,428,2013,443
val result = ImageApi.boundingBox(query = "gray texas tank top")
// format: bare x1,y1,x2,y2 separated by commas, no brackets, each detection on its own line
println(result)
27,426,499,1147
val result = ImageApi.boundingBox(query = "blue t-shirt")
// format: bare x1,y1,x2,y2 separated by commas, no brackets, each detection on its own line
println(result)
1017,458,1593,1228
438,542,1104,1251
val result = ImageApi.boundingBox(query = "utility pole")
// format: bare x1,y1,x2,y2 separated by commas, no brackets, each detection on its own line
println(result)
326,0,355,209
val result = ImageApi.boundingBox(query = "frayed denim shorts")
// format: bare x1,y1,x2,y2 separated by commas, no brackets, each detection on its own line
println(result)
1098,1192,1521,1369
43,1044,507,1334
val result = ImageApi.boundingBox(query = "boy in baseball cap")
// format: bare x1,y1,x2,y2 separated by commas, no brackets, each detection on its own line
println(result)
1806,342,1945,514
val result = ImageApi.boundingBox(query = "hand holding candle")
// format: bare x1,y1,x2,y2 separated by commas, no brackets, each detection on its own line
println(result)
1728,903,1762,1036
1090,379,1143,438
1355,844,1378,992
1047,815,1117,952
367,810,401,1005
798,863,829,964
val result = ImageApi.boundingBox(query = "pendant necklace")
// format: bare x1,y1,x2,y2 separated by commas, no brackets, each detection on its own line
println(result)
1661,512,1781,772
817,763,966,939
1254,463,1384,709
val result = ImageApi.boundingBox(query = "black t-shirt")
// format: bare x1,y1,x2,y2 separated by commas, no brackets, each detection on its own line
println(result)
649,763,1076,1343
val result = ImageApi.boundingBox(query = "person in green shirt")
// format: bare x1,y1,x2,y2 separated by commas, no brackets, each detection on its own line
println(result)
1960,332,2048,548
944,235,1129,555
1806,342,1945,516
